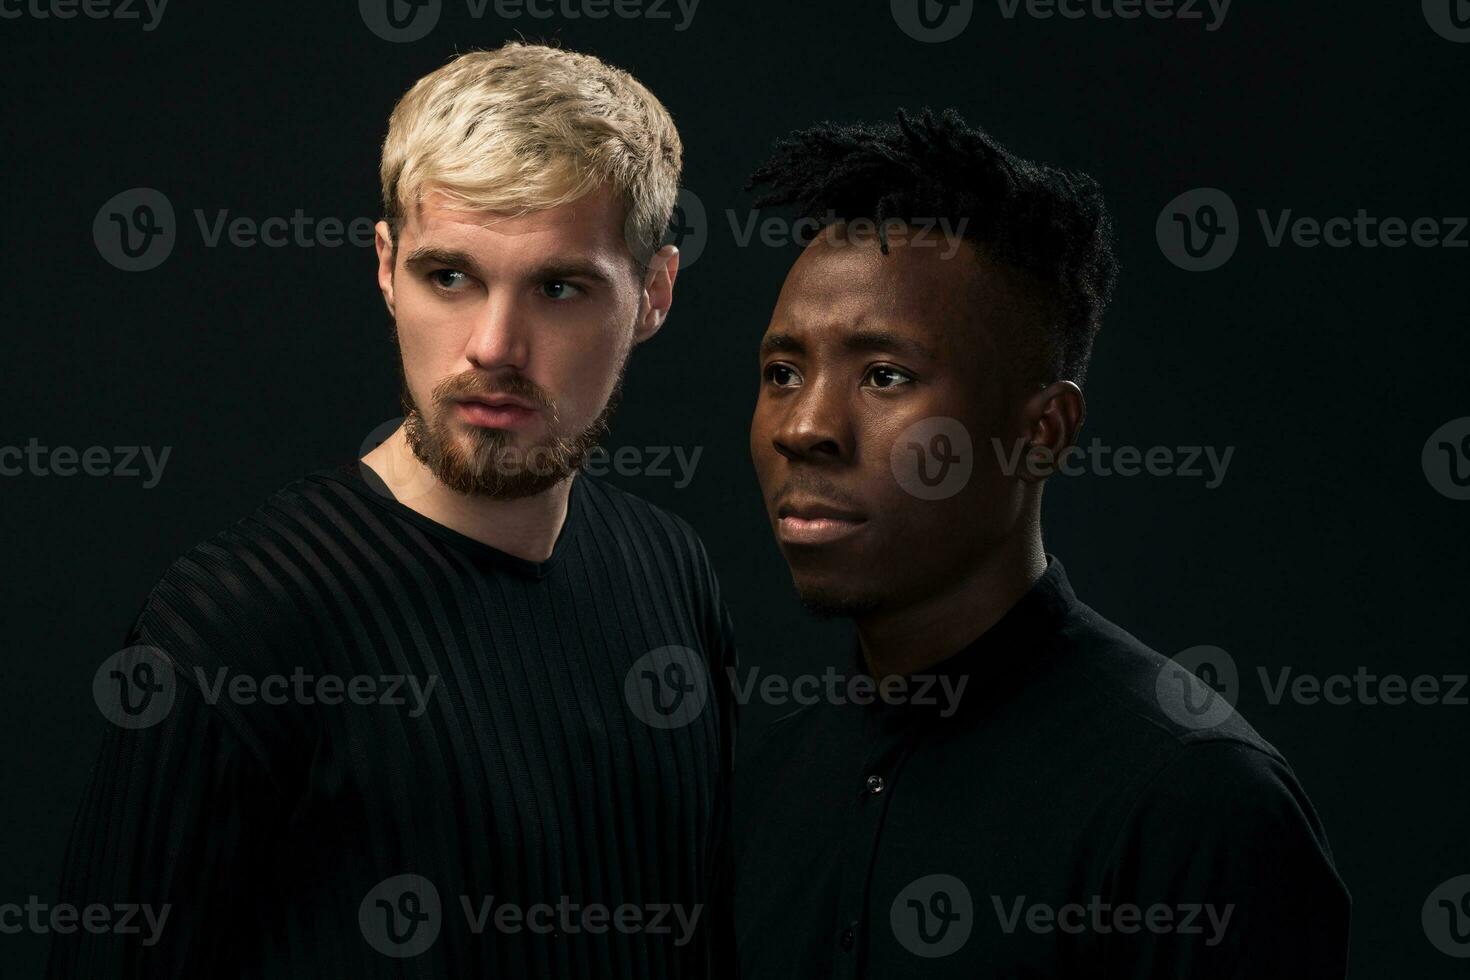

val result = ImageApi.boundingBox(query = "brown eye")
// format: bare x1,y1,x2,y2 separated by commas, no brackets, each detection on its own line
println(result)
765,363,800,386
864,365,914,389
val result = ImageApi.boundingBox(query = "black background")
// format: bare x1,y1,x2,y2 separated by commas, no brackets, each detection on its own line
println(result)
3,0,1468,974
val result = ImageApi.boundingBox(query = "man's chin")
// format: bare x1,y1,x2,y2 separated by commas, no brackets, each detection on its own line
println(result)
458,464,571,500
458,440,578,499
791,576,883,620
408,419,580,500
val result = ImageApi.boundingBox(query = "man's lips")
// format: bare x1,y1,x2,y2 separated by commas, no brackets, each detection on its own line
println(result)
775,499,868,546
454,396,540,429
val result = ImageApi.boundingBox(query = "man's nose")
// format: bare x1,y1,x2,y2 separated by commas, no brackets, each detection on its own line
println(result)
770,378,852,463
464,291,532,373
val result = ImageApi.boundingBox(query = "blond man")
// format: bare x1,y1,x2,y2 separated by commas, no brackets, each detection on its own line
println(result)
49,43,735,979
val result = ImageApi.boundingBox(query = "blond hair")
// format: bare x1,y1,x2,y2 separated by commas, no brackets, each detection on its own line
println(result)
379,42,682,267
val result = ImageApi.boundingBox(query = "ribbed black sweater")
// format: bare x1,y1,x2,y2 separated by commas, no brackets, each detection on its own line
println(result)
47,461,737,979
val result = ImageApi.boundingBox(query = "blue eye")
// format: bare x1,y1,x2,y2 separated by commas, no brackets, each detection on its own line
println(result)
542,280,583,301
430,269,469,290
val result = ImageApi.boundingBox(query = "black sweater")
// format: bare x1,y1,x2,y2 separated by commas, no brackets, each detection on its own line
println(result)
49,462,737,979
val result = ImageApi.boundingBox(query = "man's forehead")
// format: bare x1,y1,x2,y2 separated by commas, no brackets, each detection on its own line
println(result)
402,187,624,244
770,238,987,356
396,187,635,281
762,294,946,360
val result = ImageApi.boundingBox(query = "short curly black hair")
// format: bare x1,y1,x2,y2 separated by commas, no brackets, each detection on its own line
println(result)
748,108,1119,388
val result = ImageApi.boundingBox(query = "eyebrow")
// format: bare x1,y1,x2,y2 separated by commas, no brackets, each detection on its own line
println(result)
403,246,480,276
523,260,616,287
402,247,617,287
759,329,934,359
759,332,804,357
843,329,934,360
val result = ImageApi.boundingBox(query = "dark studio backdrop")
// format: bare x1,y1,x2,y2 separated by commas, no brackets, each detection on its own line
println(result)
2,0,1468,974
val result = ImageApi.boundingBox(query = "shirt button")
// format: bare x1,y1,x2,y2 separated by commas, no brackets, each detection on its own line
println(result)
865,774,885,795
840,925,856,950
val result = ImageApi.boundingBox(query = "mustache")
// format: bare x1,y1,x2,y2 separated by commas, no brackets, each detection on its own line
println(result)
771,471,864,512
432,370,554,412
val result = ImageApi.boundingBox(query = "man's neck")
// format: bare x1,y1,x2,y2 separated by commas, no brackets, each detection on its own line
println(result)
361,427,573,563
856,534,1047,679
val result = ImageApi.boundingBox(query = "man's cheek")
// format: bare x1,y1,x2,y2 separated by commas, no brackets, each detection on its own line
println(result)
405,352,449,401
749,419,777,474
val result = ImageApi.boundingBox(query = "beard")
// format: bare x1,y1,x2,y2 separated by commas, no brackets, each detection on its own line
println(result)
397,352,627,501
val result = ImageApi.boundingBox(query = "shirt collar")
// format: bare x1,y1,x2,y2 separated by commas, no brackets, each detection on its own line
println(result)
855,554,1079,731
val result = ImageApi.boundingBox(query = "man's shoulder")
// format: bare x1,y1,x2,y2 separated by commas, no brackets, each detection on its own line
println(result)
160,465,362,578
130,466,362,669
1080,616,1351,976
576,474,715,567
1051,600,1281,760
1051,610,1335,862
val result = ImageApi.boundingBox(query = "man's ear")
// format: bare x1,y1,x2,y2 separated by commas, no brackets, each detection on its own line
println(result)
374,220,397,317
1016,380,1087,484
634,244,680,344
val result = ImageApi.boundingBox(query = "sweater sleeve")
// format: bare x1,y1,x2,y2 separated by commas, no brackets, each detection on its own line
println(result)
1098,739,1351,980
686,523,739,980
45,633,282,980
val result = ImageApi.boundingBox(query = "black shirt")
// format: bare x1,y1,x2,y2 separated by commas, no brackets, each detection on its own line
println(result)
733,558,1348,979
48,462,737,979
